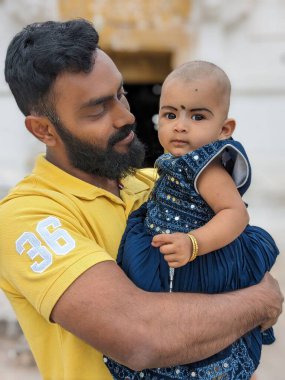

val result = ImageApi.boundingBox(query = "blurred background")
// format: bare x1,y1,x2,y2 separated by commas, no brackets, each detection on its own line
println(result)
0,0,284,379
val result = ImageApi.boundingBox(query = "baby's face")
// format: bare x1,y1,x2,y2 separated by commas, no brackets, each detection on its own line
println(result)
158,77,230,157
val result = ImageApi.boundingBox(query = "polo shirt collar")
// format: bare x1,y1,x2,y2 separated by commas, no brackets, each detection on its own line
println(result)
33,155,150,200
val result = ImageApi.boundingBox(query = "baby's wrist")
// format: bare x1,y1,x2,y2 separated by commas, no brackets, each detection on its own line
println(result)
187,233,198,262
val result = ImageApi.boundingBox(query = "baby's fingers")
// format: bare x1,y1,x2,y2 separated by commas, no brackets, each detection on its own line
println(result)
152,233,173,247
163,253,185,268
159,243,175,255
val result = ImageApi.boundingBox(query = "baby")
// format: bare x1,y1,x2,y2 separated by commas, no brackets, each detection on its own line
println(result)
105,61,279,380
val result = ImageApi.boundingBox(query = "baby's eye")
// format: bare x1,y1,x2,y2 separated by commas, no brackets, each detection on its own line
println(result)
191,114,205,121
165,112,176,120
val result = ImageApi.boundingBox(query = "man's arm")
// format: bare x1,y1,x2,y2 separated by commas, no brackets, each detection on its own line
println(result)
51,261,283,371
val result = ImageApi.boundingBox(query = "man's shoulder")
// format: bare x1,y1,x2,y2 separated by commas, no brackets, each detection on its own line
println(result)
0,174,74,219
136,168,156,183
121,168,156,195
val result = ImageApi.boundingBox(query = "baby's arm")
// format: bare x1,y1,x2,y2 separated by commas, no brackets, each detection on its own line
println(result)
192,157,249,254
152,159,249,267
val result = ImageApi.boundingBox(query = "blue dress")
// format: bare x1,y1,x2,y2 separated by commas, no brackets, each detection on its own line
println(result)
104,139,279,380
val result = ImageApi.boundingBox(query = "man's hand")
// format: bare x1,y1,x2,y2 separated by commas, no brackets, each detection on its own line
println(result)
257,272,284,331
151,233,193,268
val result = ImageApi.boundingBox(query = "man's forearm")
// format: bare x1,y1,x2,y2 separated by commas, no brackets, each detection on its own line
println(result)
52,263,282,371
110,273,282,370
141,286,267,369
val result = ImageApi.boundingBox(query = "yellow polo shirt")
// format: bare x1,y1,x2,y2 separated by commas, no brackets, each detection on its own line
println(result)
0,155,154,380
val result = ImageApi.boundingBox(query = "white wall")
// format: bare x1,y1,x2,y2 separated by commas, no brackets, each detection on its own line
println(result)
0,0,58,194
231,94,285,200
0,0,58,323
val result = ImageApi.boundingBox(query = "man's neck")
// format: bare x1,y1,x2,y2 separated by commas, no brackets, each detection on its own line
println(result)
45,151,122,197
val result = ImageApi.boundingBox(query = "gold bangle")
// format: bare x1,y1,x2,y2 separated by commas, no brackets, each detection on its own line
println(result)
187,234,198,262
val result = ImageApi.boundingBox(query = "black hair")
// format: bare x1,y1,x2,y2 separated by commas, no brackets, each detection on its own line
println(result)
4,19,99,116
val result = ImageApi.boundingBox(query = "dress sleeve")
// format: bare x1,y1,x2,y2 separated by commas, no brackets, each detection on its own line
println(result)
182,139,251,196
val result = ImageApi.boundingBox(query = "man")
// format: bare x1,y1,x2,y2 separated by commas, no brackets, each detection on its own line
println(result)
0,19,283,380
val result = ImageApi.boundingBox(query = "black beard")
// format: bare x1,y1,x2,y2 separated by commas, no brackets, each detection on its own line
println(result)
53,120,145,180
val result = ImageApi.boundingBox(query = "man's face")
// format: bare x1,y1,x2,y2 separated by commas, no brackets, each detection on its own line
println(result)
51,50,145,179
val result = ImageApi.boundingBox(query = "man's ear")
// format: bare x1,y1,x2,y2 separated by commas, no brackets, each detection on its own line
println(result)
220,118,236,140
25,116,57,146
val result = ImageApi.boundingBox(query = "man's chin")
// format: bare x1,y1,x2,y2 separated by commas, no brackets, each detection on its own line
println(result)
113,146,132,155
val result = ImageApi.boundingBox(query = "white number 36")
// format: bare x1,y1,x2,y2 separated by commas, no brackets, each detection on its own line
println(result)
16,216,76,273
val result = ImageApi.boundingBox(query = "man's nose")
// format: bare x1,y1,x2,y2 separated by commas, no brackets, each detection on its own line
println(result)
113,99,135,128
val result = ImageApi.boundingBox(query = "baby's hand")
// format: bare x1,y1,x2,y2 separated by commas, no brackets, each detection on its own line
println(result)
151,233,193,268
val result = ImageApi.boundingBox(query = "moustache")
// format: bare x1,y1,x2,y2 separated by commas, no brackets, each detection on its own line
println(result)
108,123,137,146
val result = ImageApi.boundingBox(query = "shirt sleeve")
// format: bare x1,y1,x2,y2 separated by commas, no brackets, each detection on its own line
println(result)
0,195,114,321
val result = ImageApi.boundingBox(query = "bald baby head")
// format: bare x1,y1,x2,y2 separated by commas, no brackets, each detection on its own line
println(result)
164,61,231,116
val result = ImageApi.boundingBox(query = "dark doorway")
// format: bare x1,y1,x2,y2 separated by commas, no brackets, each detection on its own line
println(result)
125,84,164,167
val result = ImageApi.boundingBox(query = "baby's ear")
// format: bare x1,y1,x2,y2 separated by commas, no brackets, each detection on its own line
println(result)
220,118,236,139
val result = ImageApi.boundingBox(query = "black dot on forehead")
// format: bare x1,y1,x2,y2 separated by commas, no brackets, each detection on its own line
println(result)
195,88,198,92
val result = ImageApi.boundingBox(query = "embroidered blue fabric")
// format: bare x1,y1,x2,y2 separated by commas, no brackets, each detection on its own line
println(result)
104,339,255,379
145,139,251,236
105,139,279,380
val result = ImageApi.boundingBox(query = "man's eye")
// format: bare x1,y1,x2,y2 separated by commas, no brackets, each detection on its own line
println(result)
166,112,176,120
118,90,128,100
191,114,204,121
86,104,106,119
